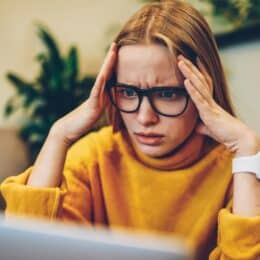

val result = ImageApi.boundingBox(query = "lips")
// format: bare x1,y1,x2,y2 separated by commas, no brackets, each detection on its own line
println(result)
134,132,164,145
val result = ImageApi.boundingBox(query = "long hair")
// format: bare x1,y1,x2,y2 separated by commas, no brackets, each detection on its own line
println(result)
106,0,236,132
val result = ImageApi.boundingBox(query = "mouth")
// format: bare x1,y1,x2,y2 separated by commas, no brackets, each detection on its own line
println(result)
134,132,164,146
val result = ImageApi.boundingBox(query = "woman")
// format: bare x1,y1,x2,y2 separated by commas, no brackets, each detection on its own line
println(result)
1,1,260,259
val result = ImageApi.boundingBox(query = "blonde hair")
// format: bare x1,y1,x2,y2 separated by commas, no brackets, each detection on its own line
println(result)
106,0,236,132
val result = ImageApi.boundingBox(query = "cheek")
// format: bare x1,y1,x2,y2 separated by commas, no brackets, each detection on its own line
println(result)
164,103,199,136
120,112,134,129
187,101,199,125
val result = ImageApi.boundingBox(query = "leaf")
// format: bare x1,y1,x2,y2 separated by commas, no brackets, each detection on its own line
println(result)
6,73,34,94
20,118,49,141
64,46,79,90
6,73,41,110
35,52,47,63
3,96,20,117
36,24,63,71
36,56,62,94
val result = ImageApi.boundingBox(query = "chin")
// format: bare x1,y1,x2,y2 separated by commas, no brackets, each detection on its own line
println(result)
136,143,173,158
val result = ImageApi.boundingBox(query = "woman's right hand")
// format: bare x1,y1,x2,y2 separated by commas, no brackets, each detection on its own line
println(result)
51,42,118,146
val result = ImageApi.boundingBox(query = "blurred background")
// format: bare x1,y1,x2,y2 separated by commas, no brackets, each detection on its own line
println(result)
0,0,259,183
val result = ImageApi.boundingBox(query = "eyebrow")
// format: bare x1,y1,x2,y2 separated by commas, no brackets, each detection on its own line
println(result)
116,82,185,89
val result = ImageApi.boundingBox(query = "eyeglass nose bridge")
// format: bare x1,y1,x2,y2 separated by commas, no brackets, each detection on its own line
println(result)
135,88,159,113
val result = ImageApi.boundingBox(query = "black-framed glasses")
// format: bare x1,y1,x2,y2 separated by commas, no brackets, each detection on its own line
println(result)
106,82,190,117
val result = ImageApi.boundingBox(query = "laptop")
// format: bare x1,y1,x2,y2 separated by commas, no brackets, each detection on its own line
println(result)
0,214,193,260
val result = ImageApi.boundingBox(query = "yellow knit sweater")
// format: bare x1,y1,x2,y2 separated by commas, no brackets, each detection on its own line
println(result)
1,126,260,259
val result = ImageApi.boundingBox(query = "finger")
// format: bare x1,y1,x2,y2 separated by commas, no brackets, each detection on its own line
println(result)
179,55,213,97
178,60,202,87
178,60,212,102
91,43,117,99
98,42,117,81
178,55,207,86
196,57,213,95
82,75,107,111
184,78,210,113
90,75,105,99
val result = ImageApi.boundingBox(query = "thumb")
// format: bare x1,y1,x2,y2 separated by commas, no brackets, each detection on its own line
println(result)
195,122,211,136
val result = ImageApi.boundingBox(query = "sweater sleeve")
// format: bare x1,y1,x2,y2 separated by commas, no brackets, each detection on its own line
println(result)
209,185,260,260
0,135,94,225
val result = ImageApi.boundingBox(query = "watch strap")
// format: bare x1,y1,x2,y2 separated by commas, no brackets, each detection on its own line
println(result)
232,151,260,180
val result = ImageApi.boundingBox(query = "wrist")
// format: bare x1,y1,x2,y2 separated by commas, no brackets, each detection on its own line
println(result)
235,131,259,157
49,124,72,148
232,152,260,181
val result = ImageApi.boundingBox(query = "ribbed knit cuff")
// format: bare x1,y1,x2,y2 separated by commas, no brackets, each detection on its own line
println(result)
0,169,65,220
218,208,260,259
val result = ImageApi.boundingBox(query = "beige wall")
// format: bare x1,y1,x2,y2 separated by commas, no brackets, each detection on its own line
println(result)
220,41,260,133
0,128,29,181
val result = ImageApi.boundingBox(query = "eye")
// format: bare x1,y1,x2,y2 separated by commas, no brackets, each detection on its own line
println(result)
124,89,136,97
116,87,137,98
158,90,177,99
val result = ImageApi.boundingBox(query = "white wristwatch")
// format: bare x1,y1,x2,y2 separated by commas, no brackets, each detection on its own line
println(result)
232,151,260,180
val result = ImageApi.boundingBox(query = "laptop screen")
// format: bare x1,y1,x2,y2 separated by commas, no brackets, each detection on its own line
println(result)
0,214,193,260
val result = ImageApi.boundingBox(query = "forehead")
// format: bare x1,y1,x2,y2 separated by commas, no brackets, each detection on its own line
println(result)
116,44,184,85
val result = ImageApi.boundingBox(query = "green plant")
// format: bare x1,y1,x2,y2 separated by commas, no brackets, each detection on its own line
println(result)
4,24,96,162
140,0,260,28
207,0,260,27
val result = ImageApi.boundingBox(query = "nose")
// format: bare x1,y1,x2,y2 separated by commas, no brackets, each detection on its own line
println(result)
136,97,159,126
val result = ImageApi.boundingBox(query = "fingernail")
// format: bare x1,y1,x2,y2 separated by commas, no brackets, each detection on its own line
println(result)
178,60,185,67
109,42,115,51
178,54,185,60
111,42,117,50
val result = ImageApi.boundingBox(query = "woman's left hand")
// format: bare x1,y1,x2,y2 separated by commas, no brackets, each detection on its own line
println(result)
177,55,259,157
